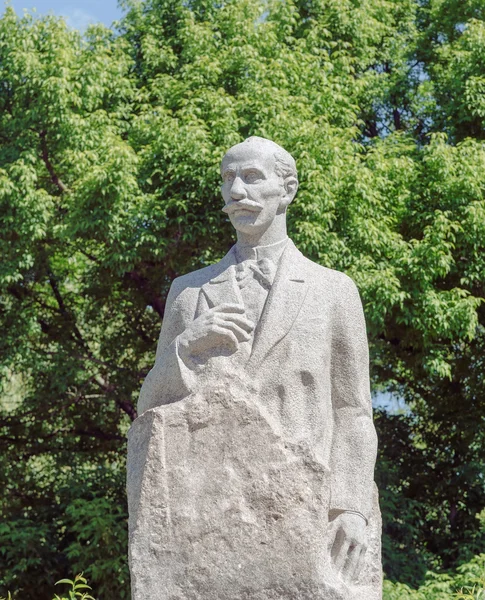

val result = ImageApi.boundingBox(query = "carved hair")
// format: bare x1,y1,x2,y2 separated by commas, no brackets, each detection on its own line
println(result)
222,136,298,184
246,136,298,182
273,150,298,181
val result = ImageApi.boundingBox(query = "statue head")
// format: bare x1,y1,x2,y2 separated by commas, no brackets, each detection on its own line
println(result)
220,136,298,238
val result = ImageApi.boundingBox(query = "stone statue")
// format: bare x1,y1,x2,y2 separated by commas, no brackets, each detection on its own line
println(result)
127,137,382,599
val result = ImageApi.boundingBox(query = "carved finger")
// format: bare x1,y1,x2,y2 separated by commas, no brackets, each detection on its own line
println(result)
218,312,254,333
342,544,361,583
334,535,351,573
351,544,367,582
214,320,251,343
327,521,339,556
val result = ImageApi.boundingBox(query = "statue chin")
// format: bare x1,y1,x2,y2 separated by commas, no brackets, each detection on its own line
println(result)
229,212,262,232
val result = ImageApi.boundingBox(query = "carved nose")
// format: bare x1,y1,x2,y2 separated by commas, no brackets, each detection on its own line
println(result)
230,178,246,200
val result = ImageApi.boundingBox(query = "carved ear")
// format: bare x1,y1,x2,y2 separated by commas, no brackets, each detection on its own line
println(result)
282,177,298,206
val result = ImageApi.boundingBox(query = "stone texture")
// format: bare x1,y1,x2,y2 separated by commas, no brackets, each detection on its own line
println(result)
128,380,381,600
128,136,382,598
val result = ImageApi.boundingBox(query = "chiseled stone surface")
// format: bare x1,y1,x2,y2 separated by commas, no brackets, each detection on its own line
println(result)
128,381,381,600
128,136,382,598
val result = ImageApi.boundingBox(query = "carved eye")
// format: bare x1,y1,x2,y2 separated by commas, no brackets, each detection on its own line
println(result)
245,170,262,183
223,171,235,183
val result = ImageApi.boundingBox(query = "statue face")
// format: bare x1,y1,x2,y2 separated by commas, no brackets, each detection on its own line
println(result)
221,143,290,237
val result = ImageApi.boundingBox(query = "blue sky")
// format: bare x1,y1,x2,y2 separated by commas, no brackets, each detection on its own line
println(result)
4,0,124,29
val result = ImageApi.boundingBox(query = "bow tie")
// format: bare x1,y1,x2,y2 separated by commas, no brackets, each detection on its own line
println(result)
235,258,276,290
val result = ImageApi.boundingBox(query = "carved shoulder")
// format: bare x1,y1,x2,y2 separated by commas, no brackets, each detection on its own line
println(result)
299,257,359,302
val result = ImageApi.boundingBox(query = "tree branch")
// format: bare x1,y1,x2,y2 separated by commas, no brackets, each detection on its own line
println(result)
74,428,125,441
94,373,137,421
125,269,166,317
43,267,138,422
39,130,70,194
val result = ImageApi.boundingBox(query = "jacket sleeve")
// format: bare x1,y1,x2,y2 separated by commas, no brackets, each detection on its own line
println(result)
328,275,377,522
137,279,196,415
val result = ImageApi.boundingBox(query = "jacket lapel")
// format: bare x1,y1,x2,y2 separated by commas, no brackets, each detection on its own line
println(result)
200,247,243,309
248,240,309,368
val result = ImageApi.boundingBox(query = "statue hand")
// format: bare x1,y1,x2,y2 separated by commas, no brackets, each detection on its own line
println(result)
178,303,254,359
328,511,367,584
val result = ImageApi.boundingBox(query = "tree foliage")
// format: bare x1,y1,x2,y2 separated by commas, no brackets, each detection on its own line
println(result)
0,0,484,596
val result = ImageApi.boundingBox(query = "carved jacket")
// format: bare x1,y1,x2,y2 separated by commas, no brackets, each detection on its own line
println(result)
137,239,377,521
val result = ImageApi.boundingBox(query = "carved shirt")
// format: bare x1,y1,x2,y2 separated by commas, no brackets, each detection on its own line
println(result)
234,237,288,326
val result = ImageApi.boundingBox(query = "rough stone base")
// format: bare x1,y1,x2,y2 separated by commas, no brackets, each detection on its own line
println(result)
127,384,382,599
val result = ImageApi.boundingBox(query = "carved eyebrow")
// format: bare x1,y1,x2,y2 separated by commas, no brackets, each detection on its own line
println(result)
221,168,236,179
241,165,263,172
242,166,265,177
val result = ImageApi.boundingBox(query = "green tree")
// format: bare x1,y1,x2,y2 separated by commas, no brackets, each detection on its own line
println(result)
0,8,135,597
0,0,484,596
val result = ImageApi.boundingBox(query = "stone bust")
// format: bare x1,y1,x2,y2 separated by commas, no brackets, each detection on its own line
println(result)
129,136,382,600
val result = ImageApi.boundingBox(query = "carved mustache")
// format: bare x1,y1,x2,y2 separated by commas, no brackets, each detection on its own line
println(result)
222,200,264,215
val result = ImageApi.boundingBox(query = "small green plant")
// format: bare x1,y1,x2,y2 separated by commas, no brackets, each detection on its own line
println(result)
455,583,485,600
53,574,95,600
454,555,485,600
383,555,485,600
0,574,97,600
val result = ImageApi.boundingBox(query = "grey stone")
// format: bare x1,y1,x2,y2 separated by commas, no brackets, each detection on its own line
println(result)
128,382,381,599
128,136,382,598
